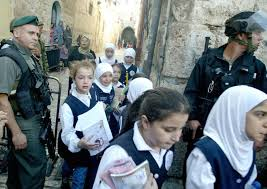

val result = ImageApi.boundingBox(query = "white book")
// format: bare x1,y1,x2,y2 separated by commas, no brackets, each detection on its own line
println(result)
110,160,150,189
82,120,109,156
75,102,113,155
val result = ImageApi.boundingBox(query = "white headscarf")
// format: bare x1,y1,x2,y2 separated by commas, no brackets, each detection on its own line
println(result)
98,43,116,65
127,78,153,103
204,85,267,177
94,63,114,93
124,48,136,59
105,43,115,50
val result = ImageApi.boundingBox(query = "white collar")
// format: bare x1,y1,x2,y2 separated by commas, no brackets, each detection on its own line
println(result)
113,81,123,88
101,56,116,65
71,87,91,99
71,88,91,107
133,122,166,155
123,63,132,69
94,79,113,93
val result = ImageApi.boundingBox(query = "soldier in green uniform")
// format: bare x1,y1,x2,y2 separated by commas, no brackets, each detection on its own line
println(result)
0,16,51,189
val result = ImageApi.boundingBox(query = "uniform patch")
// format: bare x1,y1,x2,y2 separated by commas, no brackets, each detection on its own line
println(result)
129,70,136,77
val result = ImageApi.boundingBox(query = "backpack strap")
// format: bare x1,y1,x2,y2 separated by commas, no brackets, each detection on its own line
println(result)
0,46,29,74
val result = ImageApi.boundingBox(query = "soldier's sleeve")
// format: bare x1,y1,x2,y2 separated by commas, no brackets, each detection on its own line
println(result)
184,58,205,121
0,56,22,94
254,60,267,94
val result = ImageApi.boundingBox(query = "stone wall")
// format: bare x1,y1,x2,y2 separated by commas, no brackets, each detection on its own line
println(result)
5,0,106,52
139,0,267,92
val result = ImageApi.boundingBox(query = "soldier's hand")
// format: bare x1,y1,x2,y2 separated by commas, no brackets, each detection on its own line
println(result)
188,120,201,139
12,132,27,150
144,174,158,189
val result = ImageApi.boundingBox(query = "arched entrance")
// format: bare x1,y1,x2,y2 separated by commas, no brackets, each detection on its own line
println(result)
121,26,137,48
51,1,61,26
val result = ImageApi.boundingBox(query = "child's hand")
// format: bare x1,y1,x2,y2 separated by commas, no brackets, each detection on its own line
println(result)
119,94,125,103
0,111,8,127
144,174,158,189
78,137,101,150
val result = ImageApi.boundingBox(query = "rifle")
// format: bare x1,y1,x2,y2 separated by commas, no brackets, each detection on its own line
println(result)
39,108,58,176
39,76,61,177
202,37,210,55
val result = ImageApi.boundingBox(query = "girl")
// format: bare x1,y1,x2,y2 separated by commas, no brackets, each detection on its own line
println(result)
119,77,153,132
59,60,113,189
112,64,124,89
91,63,115,107
91,63,117,135
119,48,139,85
96,43,118,65
186,85,267,189
93,88,190,189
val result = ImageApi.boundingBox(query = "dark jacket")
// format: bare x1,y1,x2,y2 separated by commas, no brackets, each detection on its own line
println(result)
184,44,267,125
68,46,96,61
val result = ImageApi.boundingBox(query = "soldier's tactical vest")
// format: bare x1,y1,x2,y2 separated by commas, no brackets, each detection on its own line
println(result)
0,42,51,119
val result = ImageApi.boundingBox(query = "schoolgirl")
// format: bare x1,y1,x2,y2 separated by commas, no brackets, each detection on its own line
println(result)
93,88,190,189
119,48,139,85
186,86,267,189
112,64,124,89
119,77,153,132
96,43,118,65
59,60,113,189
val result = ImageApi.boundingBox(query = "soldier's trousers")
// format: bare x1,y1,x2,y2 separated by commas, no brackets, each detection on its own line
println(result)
7,114,47,189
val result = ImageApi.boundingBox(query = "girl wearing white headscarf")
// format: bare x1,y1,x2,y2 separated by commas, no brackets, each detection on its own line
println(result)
119,77,153,132
96,43,118,65
119,48,139,85
186,85,267,189
91,63,117,136
92,63,115,104
127,78,153,104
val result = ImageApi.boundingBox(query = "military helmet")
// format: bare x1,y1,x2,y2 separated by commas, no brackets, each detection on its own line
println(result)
225,10,267,37
224,11,255,37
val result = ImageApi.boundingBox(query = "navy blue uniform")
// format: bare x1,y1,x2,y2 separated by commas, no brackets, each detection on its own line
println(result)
91,83,118,136
111,129,174,188
119,63,138,85
58,94,100,188
195,137,255,189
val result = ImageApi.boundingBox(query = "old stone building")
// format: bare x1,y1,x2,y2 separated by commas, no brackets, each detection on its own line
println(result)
138,0,267,92
0,0,131,52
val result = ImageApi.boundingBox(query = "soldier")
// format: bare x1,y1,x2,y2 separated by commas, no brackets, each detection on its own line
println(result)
0,16,51,188
184,10,267,144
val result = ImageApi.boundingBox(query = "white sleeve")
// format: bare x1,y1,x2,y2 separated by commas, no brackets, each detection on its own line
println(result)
186,148,215,189
60,103,81,153
93,145,129,189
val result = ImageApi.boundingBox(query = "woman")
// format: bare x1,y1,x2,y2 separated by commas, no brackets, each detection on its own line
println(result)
68,34,96,61
186,85,267,189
